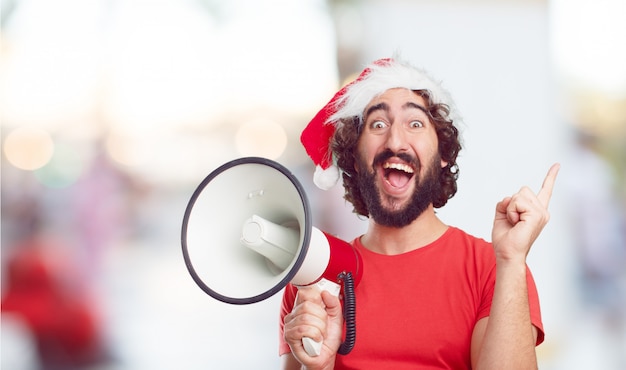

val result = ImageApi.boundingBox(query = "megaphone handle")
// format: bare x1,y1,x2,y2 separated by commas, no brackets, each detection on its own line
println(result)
299,278,341,357
302,337,323,358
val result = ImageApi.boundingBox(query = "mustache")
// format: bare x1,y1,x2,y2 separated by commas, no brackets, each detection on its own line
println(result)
372,149,420,170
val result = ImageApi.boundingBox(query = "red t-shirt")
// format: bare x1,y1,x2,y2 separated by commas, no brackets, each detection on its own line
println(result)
279,227,544,369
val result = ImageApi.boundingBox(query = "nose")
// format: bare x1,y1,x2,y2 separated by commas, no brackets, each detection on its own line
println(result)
385,121,409,153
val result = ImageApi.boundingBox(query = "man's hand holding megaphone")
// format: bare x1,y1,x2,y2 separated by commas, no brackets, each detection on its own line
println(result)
283,286,344,369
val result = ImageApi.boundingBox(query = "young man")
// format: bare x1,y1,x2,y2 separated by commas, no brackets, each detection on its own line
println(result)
279,58,559,370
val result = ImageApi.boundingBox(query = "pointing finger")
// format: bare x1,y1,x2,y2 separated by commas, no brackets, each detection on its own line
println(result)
537,163,560,207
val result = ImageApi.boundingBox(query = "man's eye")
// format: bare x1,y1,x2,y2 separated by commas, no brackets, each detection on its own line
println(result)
409,120,424,128
371,120,386,129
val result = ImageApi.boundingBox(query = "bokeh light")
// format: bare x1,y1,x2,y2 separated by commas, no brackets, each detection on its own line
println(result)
33,142,87,188
104,132,152,168
235,118,288,159
3,127,55,170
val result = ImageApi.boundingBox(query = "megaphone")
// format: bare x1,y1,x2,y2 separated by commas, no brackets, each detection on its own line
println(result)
181,157,362,356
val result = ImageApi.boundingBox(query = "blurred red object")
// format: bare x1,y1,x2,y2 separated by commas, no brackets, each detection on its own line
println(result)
2,238,107,369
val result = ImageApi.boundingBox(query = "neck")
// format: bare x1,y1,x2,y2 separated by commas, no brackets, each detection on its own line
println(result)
360,205,448,255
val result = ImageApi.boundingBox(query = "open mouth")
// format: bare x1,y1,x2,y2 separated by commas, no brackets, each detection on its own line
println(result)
382,162,415,188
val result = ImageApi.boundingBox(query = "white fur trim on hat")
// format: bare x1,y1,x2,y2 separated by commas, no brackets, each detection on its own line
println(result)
328,59,461,127
313,164,340,190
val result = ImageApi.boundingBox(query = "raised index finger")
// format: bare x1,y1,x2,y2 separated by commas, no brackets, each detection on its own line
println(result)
537,163,560,207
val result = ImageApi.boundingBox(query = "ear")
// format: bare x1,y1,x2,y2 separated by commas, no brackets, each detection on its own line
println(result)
441,159,448,168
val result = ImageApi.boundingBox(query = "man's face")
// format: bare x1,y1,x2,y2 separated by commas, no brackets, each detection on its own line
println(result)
354,88,447,227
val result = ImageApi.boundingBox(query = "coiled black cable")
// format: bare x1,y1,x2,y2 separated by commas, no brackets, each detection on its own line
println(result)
337,271,356,355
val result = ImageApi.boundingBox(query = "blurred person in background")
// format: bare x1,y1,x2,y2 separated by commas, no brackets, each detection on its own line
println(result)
1,222,110,370
69,143,142,281
565,129,626,366
278,58,559,370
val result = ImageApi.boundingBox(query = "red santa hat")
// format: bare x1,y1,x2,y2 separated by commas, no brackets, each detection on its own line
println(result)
300,57,459,190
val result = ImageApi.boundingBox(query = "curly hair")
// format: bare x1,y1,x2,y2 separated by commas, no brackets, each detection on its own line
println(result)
331,89,461,218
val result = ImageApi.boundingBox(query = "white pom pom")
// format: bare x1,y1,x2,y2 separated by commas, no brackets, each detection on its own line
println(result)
313,165,340,190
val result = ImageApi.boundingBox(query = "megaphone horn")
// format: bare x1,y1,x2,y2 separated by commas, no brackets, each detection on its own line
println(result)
181,157,362,356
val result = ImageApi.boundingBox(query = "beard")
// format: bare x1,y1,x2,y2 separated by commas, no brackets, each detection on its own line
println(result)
356,149,441,228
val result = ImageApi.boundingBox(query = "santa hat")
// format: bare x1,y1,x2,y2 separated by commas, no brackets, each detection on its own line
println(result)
300,57,459,190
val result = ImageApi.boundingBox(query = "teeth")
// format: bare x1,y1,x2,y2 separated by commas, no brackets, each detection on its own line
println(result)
383,162,414,174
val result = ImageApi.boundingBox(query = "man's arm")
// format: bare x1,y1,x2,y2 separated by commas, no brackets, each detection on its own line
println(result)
472,164,559,369
470,275,540,369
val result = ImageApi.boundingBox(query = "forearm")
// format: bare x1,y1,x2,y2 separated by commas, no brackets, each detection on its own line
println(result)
476,259,537,370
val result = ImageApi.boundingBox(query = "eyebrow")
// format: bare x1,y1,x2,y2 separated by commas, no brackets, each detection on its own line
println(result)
404,102,429,114
364,101,429,121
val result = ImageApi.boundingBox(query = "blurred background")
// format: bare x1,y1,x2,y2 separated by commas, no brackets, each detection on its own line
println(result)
1,0,624,369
